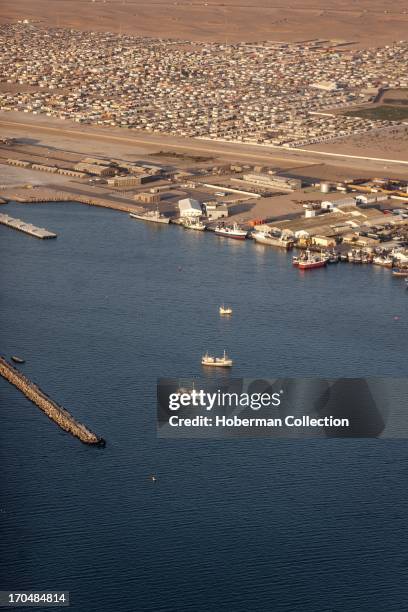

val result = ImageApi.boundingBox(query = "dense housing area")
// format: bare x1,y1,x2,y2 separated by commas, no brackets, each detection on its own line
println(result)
1,23,407,147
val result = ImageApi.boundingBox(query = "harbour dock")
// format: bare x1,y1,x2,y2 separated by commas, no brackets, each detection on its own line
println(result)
1,187,145,214
1,187,406,278
0,356,105,446
0,212,57,239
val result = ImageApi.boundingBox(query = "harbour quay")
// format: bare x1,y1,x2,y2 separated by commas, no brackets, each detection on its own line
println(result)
0,212,57,239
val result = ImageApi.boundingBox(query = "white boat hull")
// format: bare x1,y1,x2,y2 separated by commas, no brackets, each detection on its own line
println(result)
183,223,206,231
252,233,293,250
129,213,170,224
201,360,233,367
215,229,247,240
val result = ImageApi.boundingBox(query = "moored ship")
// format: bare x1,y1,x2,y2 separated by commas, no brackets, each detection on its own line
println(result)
252,230,294,250
11,356,25,364
373,256,393,268
182,218,206,231
392,268,408,277
348,250,363,264
297,249,327,270
214,222,247,240
327,251,340,264
129,209,170,224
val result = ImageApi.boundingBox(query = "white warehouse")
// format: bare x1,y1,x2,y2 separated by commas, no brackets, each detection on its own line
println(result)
178,198,202,217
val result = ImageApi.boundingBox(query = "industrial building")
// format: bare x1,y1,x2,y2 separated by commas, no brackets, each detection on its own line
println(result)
74,163,115,177
203,201,228,220
135,192,161,204
107,175,154,187
57,168,86,178
7,158,31,168
31,164,58,173
82,157,113,167
242,173,302,191
129,163,163,176
178,198,202,217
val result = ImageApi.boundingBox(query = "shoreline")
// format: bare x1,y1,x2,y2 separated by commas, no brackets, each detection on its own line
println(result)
2,195,407,277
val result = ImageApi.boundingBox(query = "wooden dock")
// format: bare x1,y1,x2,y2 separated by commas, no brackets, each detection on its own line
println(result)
0,357,105,446
0,213,57,239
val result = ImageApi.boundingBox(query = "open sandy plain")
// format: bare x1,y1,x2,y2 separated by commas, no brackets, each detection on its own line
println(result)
1,0,408,47
305,127,408,164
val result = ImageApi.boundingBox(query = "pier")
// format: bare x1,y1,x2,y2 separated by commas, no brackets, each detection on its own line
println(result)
0,212,57,239
1,187,144,214
0,357,105,446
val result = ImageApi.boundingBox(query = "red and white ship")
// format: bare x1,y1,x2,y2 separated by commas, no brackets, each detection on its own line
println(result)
214,222,247,240
297,250,327,270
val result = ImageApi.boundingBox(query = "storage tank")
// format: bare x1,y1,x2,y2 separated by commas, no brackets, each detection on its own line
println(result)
320,182,330,194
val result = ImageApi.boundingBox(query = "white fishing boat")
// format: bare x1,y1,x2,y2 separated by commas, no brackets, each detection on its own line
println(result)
373,256,393,268
348,249,362,264
201,350,233,367
252,230,294,250
219,305,233,315
214,222,247,240
129,209,170,224
183,218,206,231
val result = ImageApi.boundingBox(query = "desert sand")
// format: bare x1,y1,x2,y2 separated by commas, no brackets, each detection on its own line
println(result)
1,0,407,47
306,127,408,163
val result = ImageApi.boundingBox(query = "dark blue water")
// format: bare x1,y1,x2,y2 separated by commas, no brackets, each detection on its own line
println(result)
1,201,407,612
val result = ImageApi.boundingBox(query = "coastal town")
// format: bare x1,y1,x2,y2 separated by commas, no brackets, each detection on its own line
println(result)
1,23,408,147
2,4,408,612
1,135,407,278
0,21,407,280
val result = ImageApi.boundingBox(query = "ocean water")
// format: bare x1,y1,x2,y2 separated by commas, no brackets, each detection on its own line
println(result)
0,201,407,612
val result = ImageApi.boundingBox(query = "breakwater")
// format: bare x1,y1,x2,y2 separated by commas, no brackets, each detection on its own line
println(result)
0,356,105,446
